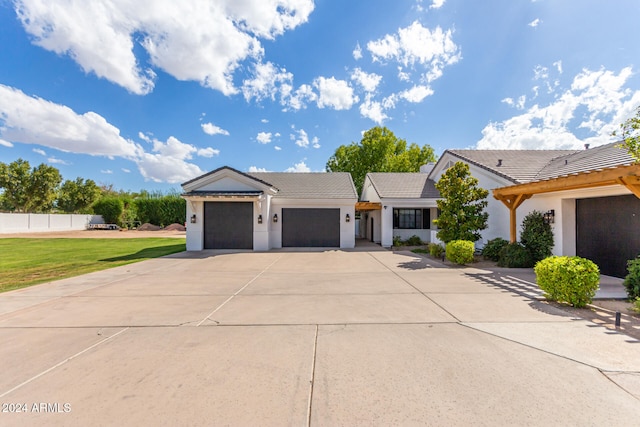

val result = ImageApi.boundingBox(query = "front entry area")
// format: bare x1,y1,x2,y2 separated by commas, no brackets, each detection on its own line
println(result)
282,208,340,247
576,194,640,277
204,201,253,249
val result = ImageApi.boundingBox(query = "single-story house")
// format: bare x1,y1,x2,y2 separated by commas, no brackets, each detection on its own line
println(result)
361,142,639,277
181,166,357,251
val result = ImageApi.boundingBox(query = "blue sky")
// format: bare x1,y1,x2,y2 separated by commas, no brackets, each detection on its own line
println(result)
1,0,639,192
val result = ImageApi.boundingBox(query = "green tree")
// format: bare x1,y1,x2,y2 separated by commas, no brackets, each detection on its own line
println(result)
520,210,554,262
613,105,640,163
0,159,62,212
326,126,437,194
57,178,101,213
434,161,489,243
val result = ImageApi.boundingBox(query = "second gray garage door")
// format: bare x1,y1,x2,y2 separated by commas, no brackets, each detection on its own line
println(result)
282,208,340,247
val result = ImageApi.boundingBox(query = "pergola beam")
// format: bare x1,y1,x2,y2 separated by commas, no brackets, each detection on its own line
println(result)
492,163,640,244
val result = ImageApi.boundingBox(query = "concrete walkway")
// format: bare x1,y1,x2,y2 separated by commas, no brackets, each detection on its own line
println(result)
1,248,639,426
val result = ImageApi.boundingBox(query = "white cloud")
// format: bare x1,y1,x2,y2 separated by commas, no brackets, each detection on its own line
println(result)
353,42,363,60
314,77,358,110
285,160,310,172
0,84,140,157
291,129,310,148
351,68,382,93
0,83,207,184
32,148,46,156
553,60,563,74
502,95,527,110
197,147,220,157
477,66,640,150
49,157,70,165
201,122,229,136
15,0,314,95
256,132,272,144
100,169,113,174
367,21,461,83
399,85,434,103
528,18,542,28
281,83,317,110
274,145,282,151
359,95,388,124
121,168,131,173
430,0,446,9
312,137,320,149
261,118,269,123
242,61,293,102
0,139,13,147
248,166,268,172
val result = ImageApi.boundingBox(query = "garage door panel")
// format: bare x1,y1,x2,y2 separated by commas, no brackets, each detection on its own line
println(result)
282,208,340,247
204,202,253,249
577,195,640,278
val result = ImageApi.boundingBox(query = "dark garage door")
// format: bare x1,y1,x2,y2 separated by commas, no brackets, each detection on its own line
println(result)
204,202,253,249
282,208,340,247
577,194,640,277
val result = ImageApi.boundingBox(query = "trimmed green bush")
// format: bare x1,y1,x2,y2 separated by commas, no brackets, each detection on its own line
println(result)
497,242,533,268
428,242,445,258
92,197,124,225
623,256,640,299
392,236,403,247
446,240,474,265
482,237,508,261
633,297,640,314
134,194,186,227
520,210,554,262
534,256,600,308
405,235,423,246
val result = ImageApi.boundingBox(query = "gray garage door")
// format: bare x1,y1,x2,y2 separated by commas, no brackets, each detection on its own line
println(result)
204,202,253,249
576,194,640,278
282,208,340,247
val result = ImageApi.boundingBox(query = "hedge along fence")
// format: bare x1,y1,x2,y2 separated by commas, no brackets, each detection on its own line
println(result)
534,256,600,308
134,195,186,227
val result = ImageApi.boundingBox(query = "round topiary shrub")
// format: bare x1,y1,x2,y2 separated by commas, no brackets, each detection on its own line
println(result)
482,237,509,261
534,256,600,308
497,242,534,268
623,256,640,299
446,240,474,265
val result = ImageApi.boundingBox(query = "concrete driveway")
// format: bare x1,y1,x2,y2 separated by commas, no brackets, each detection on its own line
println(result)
1,247,639,426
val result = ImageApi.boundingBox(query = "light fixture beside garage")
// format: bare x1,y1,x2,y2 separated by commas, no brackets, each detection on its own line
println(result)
543,209,555,224
345,213,350,222
258,214,263,224
273,213,278,223
190,214,197,223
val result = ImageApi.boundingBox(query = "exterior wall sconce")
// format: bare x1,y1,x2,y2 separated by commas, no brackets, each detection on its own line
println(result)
383,205,387,210
273,213,278,223
346,213,350,222
258,214,263,224
190,214,197,224
543,209,555,224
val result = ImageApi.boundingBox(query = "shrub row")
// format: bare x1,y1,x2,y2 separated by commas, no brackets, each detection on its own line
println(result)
92,194,186,228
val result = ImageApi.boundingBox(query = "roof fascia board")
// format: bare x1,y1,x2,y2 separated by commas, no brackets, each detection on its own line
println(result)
182,166,277,194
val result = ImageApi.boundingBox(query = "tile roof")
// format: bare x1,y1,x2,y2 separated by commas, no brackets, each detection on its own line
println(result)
249,172,357,199
446,142,635,184
366,173,439,199
534,142,635,181
446,149,577,184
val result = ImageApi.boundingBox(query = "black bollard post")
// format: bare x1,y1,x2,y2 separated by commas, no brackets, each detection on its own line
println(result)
615,311,621,328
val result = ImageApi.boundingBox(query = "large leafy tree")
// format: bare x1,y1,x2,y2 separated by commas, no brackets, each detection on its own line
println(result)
326,126,437,194
434,161,489,243
0,159,62,212
613,105,640,163
57,177,101,213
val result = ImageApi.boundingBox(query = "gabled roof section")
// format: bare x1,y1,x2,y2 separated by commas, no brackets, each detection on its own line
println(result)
445,149,578,184
534,142,635,181
366,173,439,199
249,172,357,199
181,166,277,193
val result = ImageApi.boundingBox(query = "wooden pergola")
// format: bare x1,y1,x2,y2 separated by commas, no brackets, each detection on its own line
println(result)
355,201,382,211
493,163,640,242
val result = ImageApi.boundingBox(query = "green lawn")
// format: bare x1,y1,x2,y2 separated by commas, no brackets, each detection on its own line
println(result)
0,238,185,293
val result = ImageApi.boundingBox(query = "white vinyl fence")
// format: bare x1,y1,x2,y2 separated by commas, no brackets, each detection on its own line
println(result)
0,213,104,234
